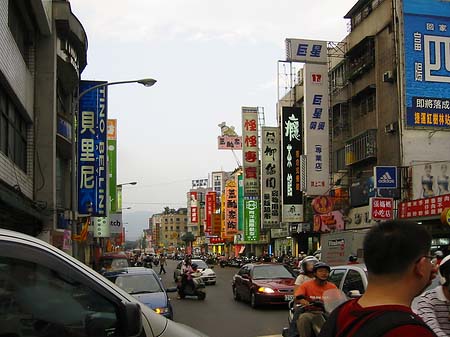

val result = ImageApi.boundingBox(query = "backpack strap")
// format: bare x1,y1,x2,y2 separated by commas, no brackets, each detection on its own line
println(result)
317,301,348,337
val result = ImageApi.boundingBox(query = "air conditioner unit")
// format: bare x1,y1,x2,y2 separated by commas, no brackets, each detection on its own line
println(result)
384,123,396,133
383,71,394,83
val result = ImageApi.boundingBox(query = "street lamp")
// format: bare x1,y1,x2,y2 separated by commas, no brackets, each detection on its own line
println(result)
120,207,132,210
117,181,137,187
78,78,157,100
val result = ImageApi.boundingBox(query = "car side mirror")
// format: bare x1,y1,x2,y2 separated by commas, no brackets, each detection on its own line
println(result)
242,273,251,279
347,290,362,298
122,303,143,337
165,287,178,293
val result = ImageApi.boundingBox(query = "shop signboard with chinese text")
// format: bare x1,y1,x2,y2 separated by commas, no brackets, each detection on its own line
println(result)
369,197,394,221
242,107,259,197
205,191,216,235
92,216,110,238
108,119,117,212
244,199,260,241
281,106,303,222
238,174,244,231
399,194,450,219
218,136,242,150
78,81,108,216
225,181,238,235
403,0,450,128
192,179,208,188
190,191,198,223
285,38,327,64
313,211,344,233
303,63,330,195
412,161,450,200
261,127,280,228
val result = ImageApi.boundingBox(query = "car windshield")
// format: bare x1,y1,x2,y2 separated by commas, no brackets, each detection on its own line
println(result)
192,260,208,269
99,258,129,270
252,265,294,279
111,274,163,294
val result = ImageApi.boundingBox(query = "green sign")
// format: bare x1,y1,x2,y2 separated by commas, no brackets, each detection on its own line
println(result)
238,174,244,231
244,199,260,241
117,185,122,211
108,138,117,212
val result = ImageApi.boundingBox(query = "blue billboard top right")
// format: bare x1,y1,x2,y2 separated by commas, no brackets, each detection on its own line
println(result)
403,0,450,128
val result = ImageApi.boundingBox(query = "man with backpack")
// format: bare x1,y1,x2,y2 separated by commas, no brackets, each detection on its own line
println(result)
319,220,438,337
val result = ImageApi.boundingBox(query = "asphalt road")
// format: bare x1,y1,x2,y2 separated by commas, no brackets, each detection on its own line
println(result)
156,259,287,337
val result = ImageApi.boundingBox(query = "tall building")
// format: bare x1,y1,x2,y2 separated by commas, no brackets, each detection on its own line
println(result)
150,213,162,249
159,208,188,249
0,0,88,249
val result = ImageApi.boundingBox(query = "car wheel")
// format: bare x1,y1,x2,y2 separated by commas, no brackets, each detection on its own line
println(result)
210,281,216,285
232,286,240,301
198,292,206,300
250,292,258,308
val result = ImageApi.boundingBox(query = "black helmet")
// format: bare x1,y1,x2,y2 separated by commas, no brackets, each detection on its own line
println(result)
192,263,198,269
348,255,358,262
313,262,331,273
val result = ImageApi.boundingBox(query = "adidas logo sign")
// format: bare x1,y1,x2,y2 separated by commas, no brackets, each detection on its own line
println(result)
378,172,394,184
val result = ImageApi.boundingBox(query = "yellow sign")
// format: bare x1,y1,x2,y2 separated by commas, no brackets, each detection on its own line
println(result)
441,208,450,226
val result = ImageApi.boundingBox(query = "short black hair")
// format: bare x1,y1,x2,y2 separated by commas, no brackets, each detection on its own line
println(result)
364,220,431,275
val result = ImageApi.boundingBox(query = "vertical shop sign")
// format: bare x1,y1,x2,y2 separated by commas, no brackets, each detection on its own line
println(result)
78,81,108,216
205,192,216,235
261,127,280,228
281,107,303,222
242,107,259,197
107,119,117,212
238,174,244,231
225,181,238,235
190,191,198,223
303,63,330,195
92,216,110,238
244,199,260,241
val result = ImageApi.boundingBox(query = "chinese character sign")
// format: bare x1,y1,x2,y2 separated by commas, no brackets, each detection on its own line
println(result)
244,199,260,241
303,63,330,195
218,136,242,150
78,81,108,216
205,192,216,235
225,181,238,235
281,106,303,222
192,179,209,188
399,194,450,219
261,127,280,228
403,0,450,128
242,107,260,197
285,39,327,64
108,119,117,212
190,191,198,223
370,197,394,221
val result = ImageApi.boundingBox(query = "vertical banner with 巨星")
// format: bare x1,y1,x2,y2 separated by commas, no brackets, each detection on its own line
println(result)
205,191,216,235
403,0,450,128
303,63,330,195
78,80,108,216
261,127,280,228
107,119,117,212
281,107,303,222
242,106,260,197
244,199,260,241
225,181,238,236
238,174,244,231
190,191,198,223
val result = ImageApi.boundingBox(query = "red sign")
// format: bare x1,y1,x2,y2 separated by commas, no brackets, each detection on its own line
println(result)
313,211,344,232
399,194,450,219
209,237,225,244
190,191,198,223
205,192,216,235
370,197,394,220
312,196,334,214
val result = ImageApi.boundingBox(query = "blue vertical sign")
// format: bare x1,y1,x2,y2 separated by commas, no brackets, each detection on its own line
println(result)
403,0,450,128
78,81,108,216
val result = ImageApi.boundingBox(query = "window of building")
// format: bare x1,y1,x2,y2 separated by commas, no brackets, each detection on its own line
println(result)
165,235,168,239
8,0,33,67
333,148,346,172
176,226,180,230
176,218,180,222
164,219,168,224
0,86,28,172
170,226,173,231
184,226,188,231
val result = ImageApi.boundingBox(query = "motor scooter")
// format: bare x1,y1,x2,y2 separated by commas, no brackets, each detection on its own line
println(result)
177,271,206,300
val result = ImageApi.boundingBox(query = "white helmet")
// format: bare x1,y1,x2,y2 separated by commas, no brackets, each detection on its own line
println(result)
301,256,319,271
438,255,450,285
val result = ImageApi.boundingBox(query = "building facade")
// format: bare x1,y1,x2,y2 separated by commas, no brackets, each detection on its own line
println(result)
159,208,188,250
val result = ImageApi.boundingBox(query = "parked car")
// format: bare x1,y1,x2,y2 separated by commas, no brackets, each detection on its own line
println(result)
0,228,208,337
232,263,296,308
96,251,130,273
104,267,177,319
328,264,368,298
174,259,217,285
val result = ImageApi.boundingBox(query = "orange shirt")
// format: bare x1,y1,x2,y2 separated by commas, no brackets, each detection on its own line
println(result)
294,279,337,302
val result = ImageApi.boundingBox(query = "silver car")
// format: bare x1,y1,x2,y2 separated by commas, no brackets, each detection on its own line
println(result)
174,259,217,285
0,229,208,337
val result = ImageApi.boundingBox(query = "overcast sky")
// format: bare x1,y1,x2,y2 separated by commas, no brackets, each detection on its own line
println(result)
70,0,357,239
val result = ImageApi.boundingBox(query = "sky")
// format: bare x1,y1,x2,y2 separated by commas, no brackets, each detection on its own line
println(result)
70,0,357,239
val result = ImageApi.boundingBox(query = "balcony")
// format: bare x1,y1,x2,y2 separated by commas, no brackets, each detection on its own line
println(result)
345,129,377,166
346,37,375,82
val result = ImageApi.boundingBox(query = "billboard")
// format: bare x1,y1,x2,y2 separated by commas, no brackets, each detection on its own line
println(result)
205,192,216,235
285,39,327,64
190,191,198,223
225,181,238,235
218,136,242,150
108,119,117,212
238,174,244,231
374,166,398,189
242,107,259,197
369,197,394,221
281,106,303,222
303,63,330,195
192,179,208,188
109,212,123,234
261,127,280,228
403,0,450,128
412,161,450,199
399,194,450,219
244,199,260,241
78,81,108,216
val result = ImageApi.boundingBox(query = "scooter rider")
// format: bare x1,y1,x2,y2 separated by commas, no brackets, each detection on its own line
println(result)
294,262,337,337
294,256,319,293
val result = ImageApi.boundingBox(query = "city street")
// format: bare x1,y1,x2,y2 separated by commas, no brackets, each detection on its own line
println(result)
158,260,286,337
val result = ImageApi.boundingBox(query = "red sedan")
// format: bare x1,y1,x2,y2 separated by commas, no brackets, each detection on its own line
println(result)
232,263,296,308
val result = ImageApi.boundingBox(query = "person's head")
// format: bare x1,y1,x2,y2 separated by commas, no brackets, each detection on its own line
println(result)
192,263,198,271
302,256,319,274
425,164,432,175
435,250,444,258
349,255,358,263
438,255,450,288
364,220,434,293
313,262,331,282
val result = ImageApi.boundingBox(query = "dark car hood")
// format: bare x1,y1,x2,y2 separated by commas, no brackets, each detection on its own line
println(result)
132,292,167,309
254,278,295,288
